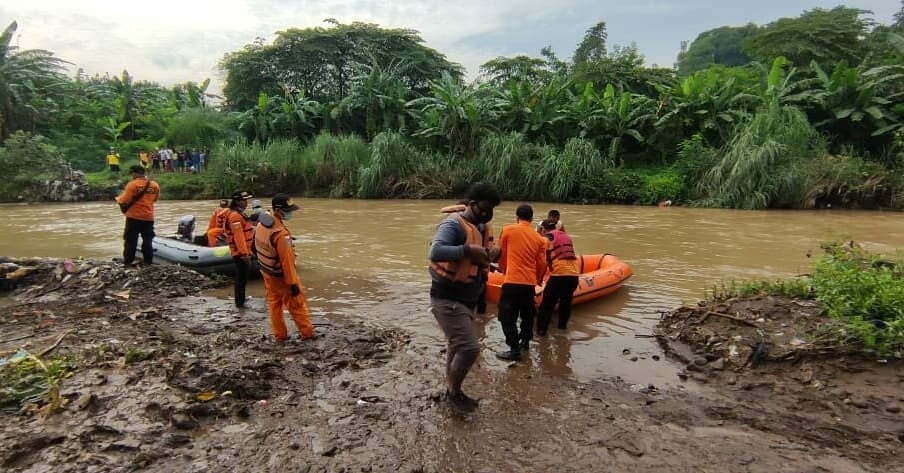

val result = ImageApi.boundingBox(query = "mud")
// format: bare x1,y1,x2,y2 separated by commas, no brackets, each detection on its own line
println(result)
1,259,903,472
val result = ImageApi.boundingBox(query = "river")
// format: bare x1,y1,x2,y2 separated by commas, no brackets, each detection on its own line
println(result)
1,199,902,387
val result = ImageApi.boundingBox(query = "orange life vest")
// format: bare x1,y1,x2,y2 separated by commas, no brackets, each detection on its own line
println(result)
254,219,291,277
224,209,254,257
430,213,492,283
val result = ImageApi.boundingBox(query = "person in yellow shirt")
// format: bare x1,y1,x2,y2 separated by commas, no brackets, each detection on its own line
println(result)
537,219,580,335
106,148,121,173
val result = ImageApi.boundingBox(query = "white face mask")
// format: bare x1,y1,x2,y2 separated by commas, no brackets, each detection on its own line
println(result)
282,210,294,221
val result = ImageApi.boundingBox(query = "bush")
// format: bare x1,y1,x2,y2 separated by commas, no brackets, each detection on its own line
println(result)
532,137,610,201
300,133,370,197
0,132,67,201
577,168,644,204
165,108,239,148
640,169,684,205
698,103,820,209
803,153,903,209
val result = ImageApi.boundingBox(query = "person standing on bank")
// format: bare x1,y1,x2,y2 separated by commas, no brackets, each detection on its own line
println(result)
255,194,315,341
495,204,548,361
224,190,255,308
428,183,501,412
115,165,160,267
536,219,580,334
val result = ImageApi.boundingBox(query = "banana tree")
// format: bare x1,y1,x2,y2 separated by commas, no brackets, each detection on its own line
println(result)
493,76,570,144
654,67,759,146
237,92,280,142
274,91,322,139
807,60,904,152
0,21,68,140
101,117,130,146
593,84,656,165
407,73,497,158
335,61,410,138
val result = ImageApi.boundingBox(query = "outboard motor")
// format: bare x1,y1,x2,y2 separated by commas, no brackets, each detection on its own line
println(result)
177,215,196,242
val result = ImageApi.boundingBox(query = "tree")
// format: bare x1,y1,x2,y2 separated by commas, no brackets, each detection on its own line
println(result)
407,74,496,158
171,78,219,110
0,21,68,140
676,24,759,76
573,21,608,66
806,61,904,155
745,7,873,67
479,56,550,85
333,60,407,138
220,21,462,110
894,1,904,30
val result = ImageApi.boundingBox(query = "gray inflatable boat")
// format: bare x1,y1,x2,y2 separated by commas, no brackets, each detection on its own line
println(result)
152,237,259,276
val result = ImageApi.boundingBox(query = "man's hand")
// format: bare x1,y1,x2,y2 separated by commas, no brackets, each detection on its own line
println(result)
466,245,489,267
290,284,301,296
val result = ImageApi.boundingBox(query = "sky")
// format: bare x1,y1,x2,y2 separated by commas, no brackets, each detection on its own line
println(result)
1,0,898,93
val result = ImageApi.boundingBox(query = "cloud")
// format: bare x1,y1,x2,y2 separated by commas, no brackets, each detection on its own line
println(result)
1,0,899,94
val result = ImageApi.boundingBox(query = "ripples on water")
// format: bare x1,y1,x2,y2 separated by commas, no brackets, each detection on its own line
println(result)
1,199,902,385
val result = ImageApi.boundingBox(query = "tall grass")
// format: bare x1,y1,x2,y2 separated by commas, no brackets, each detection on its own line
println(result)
531,137,611,201
359,131,426,198
207,139,307,196
299,133,370,197
475,133,538,199
699,103,819,209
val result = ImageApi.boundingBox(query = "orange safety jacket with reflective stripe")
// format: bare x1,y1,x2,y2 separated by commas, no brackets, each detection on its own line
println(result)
224,209,254,257
429,213,492,283
253,214,300,286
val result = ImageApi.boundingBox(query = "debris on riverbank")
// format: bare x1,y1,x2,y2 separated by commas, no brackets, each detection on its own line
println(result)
2,257,903,472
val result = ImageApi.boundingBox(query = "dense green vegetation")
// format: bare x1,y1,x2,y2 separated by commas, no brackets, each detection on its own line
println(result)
2,7,904,207
712,243,904,357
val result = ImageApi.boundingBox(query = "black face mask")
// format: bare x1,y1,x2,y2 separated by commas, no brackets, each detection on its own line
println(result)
471,202,494,224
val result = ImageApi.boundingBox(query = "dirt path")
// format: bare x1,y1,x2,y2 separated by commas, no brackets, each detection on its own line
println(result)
1,259,902,472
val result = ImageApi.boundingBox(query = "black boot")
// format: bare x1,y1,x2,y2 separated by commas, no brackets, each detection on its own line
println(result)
495,350,521,361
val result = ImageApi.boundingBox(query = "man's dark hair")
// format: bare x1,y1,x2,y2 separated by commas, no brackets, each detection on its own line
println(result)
540,219,557,230
548,209,560,218
465,183,501,206
516,204,533,221
129,165,146,175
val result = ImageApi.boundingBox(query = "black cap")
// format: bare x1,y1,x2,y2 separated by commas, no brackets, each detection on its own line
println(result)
272,193,299,211
129,165,146,175
231,190,253,200
540,219,557,230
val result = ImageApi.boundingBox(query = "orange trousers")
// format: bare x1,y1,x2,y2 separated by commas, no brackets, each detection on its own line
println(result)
207,228,224,247
262,273,314,340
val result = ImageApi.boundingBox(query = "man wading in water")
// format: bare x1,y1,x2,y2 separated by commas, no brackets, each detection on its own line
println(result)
428,183,501,412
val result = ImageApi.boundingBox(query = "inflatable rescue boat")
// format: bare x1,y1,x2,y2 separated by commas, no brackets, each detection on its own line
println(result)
152,237,260,275
484,254,632,305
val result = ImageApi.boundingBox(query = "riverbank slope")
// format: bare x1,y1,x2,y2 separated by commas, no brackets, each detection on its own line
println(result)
1,257,902,472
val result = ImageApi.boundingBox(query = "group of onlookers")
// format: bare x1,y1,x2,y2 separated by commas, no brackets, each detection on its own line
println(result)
107,147,210,174
147,148,209,173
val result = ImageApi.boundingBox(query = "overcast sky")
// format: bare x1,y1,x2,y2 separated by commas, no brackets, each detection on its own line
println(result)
1,0,898,92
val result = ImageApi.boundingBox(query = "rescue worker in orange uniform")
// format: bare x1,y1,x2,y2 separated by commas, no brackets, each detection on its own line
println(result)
224,190,255,308
206,199,230,247
495,204,548,361
254,194,314,341
439,203,496,314
429,183,502,412
115,165,160,266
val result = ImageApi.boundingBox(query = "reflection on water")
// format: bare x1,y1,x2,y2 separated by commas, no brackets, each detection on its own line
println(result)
2,199,903,386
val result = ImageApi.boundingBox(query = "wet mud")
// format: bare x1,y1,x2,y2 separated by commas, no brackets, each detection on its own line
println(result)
1,259,902,472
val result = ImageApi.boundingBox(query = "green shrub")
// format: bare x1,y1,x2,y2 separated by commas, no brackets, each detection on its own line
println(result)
803,153,902,209
165,108,239,148
0,132,68,201
577,168,644,204
300,133,370,197
532,137,610,201
359,131,424,198
640,169,684,205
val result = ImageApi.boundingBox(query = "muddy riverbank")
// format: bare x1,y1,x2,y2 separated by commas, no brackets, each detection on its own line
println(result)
2,258,903,472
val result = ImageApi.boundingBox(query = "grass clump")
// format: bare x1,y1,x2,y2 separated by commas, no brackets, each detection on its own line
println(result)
708,242,904,357
0,353,75,414
124,348,154,364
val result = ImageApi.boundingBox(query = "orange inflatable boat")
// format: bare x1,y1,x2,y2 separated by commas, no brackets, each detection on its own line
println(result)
484,254,632,305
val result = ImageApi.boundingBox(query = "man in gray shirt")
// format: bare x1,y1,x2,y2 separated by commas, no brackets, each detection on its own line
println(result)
428,183,501,413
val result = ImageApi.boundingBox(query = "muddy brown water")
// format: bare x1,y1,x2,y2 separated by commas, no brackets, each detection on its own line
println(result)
1,199,902,388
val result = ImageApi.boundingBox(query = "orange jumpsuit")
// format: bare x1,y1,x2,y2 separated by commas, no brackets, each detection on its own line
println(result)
206,208,228,247
254,214,313,340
